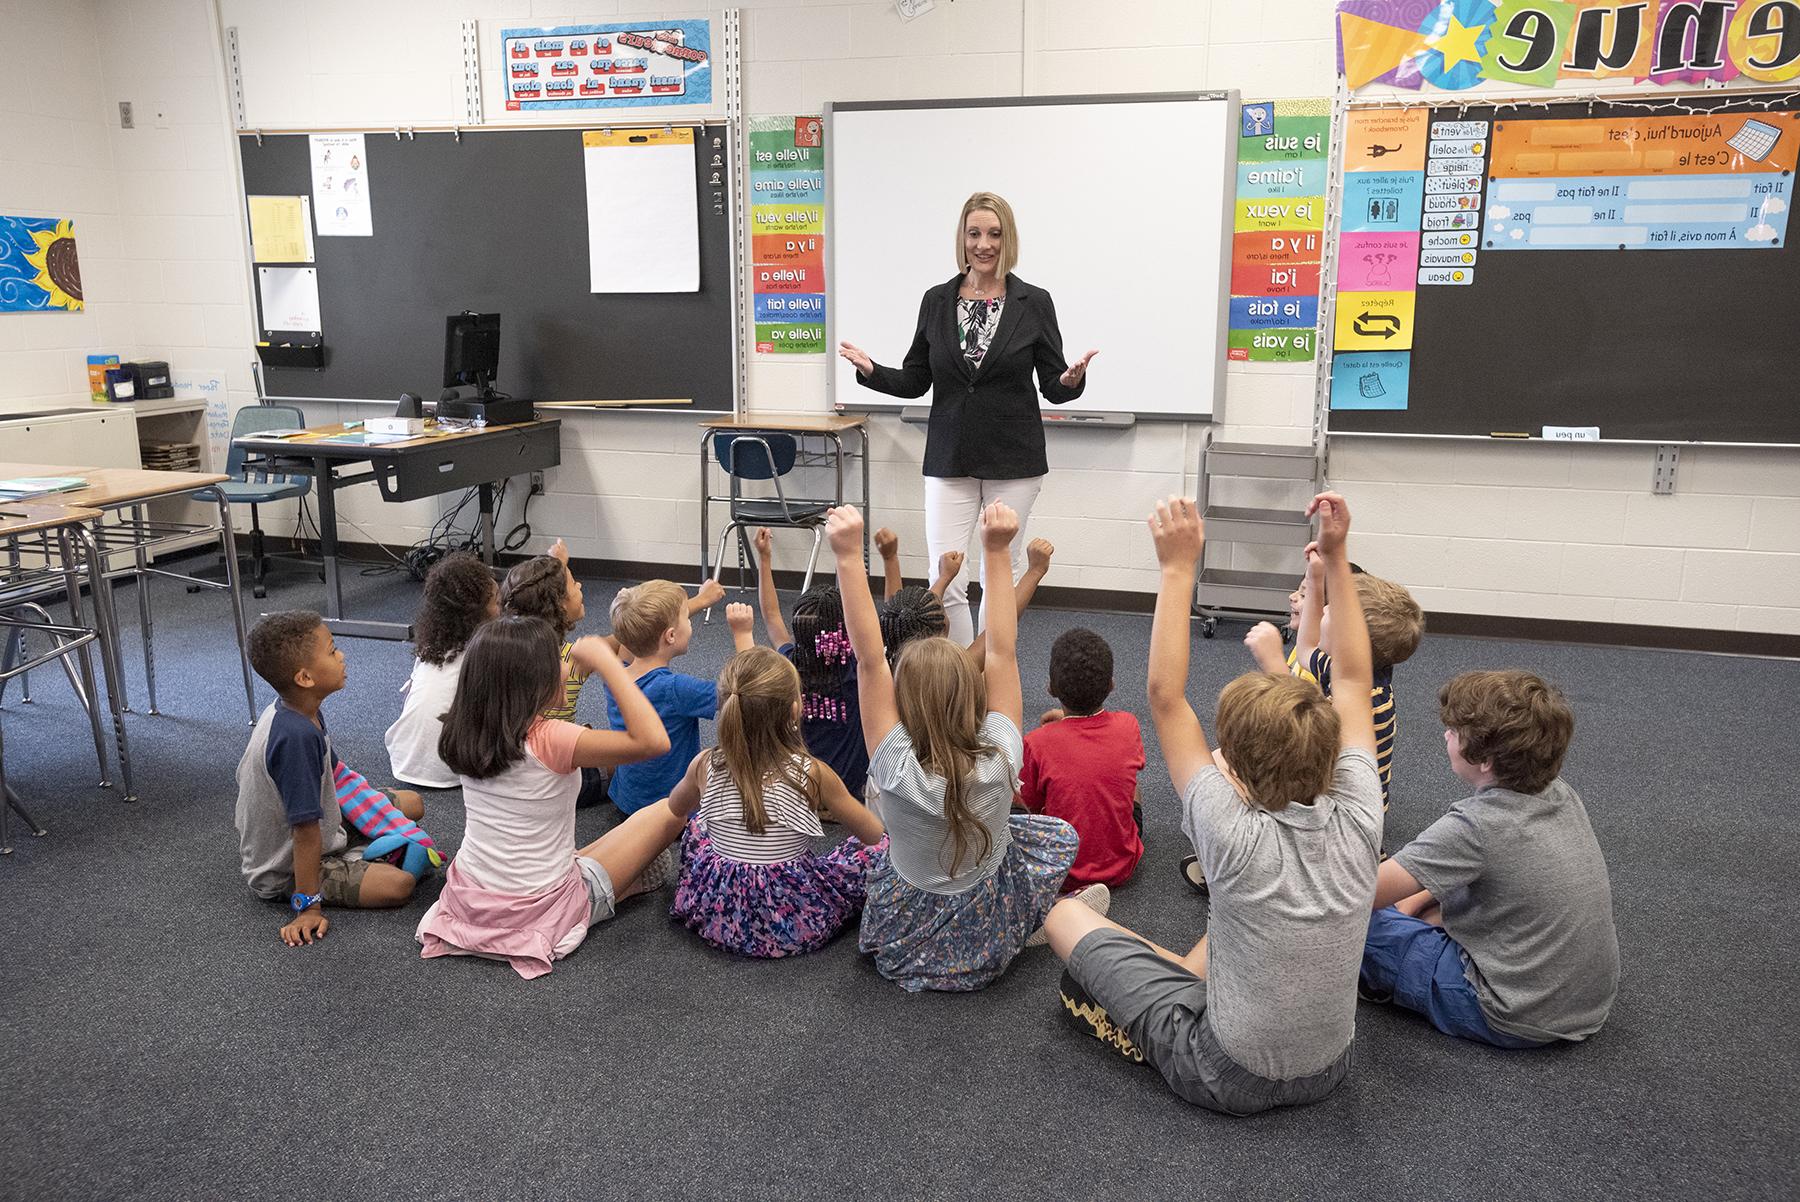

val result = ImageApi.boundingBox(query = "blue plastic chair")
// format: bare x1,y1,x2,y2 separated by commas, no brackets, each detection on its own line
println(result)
192,404,313,599
708,431,832,598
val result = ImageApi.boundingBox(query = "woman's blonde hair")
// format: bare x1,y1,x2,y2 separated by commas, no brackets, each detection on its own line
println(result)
955,192,1019,279
893,636,994,876
712,647,814,834
1215,672,1339,812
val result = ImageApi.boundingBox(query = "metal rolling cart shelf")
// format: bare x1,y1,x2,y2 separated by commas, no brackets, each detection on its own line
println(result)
1196,432,1318,638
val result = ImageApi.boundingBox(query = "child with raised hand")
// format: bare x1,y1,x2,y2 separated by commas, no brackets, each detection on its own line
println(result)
386,551,498,789
236,612,431,948
415,616,683,980
1362,670,1618,1047
875,531,1056,670
873,527,966,601
753,527,867,799
668,645,887,957
831,501,1082,992
1042,493,1383,1115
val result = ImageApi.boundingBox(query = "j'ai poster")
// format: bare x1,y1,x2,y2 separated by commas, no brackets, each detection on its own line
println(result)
1229,99,1329,362
0,216,83,312
750,116,826,354
501,20,712,110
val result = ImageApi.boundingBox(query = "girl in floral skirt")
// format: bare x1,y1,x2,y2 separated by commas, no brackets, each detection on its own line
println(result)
668,646,887,958
828,500,1098,993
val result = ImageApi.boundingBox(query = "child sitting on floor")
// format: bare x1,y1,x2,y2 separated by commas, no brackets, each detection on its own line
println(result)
668,645,887,958
602,579,721,817
832,501,1096,992
1043,493,1382,1116
1018,627,1146,892
1362,670,1619,1047
236,611,433,948
415,616,683,979
386,551,498,789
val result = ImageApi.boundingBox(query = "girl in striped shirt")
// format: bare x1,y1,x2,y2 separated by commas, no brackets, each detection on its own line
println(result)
668,646,886,958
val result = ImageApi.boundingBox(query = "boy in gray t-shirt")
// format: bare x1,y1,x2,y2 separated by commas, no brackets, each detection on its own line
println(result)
1362,670,1619,1047
1042,492,1383,1116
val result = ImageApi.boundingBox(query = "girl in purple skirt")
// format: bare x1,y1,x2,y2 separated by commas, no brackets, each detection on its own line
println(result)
668,646,886,958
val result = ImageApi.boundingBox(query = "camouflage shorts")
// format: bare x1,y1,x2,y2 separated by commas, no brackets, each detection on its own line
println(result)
318,851,370,907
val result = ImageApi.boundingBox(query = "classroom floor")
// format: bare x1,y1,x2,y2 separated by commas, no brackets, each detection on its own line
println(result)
2,561,1796,1201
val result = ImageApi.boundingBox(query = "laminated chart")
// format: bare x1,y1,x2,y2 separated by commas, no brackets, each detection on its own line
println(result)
1332,107,1427,409
750,116,827,353
1229,98,1331,362
1485,112,1800,251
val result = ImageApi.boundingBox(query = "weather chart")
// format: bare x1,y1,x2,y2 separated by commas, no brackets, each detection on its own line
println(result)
500,20,713,110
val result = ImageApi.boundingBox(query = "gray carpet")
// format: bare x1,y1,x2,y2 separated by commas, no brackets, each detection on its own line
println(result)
1,560,1796,1201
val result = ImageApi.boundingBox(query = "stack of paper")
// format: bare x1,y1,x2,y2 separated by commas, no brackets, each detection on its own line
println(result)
140,441,203,471
0,476,87,500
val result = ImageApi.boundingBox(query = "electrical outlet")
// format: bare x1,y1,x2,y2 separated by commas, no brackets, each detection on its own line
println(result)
119,101,133,129
529,471,545,496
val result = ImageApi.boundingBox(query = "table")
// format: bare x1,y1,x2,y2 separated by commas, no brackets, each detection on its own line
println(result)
236,419,561,640
0,500,120,843
698,413,870,589
0,462,255,749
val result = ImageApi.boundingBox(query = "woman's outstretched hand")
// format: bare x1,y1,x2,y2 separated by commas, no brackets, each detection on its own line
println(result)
1060,349,1098,387
839,342,873,377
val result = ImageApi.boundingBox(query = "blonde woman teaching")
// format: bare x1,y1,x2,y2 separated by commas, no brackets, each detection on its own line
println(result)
839,191,1097,645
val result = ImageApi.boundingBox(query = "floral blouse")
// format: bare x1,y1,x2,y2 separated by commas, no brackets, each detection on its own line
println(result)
957,296,1005,370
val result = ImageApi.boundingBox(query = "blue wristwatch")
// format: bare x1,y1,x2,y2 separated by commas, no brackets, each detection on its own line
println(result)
289,891,322,913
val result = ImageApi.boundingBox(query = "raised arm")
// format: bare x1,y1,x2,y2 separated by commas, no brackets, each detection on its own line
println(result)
930,549,965,599
874,527,903,600
752,527,792,649
688,577,725,616
726,603,756,654
978,501,1022,729
964,538,1052,666
1145,496,1213,794
568,636,672,769
1308,492,1376,755
1294,545,1326,670
827,506,899,751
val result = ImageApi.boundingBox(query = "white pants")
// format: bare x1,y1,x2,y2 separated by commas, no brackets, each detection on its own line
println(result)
923,474,1045,645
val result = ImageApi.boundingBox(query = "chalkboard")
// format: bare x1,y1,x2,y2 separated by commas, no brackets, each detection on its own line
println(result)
1328,94,1800,445
238,126,735,411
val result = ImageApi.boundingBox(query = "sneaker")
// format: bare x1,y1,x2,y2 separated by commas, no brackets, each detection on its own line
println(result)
1178,854,1209,897
1026,882,1111,947
635,846,677,893
1058,969,1145,1064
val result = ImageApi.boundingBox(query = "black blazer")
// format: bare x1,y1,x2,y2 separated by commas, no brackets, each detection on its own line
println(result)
857,273,1084,479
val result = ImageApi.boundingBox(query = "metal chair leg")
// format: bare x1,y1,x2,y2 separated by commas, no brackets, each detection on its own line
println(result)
131,504,159,715
705,522,742,624
801,524,824,597
56,552,113,788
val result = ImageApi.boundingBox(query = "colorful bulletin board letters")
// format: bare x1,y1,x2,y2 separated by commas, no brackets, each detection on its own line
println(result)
1230,98,1331,362
1486,111,1798,248
0,216,83,312
500,20,712,110
1338,0,1800,92
751,116,826,354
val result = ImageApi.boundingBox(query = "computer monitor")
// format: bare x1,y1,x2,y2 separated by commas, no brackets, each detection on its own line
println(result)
442,312,501,393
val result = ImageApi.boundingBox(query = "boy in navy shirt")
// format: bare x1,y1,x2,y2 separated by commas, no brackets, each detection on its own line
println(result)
234,611,424,947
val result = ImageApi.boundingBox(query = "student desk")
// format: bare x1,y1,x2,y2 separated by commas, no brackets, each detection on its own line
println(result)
697,413,870,587
235,419,562,641
0,499,135,821
0,462,255,754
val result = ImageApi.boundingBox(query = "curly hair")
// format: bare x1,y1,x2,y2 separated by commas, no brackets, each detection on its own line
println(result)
789,584,852,723
412,552,496,666
1439,670,1573,794
247,610,324,694
501,555,573,639
879,585,949,669
1047,627,1113,715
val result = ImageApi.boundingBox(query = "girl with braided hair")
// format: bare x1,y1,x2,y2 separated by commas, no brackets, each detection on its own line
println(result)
667,646,886,957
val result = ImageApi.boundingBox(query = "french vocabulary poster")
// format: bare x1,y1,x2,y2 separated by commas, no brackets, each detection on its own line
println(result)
751,116,826,354
1229,98,1330,363
501,20,712,110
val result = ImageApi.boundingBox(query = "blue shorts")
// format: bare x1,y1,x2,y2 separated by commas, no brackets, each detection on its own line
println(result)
1360,908,1547,1049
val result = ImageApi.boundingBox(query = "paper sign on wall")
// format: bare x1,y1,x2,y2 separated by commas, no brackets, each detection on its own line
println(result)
247,196,314,263
583,128,699,292
309,134,372,237
751,115,827,354
257,267,322,332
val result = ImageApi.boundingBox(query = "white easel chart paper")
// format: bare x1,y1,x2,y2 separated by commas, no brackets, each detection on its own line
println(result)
257,266,322,333
310,134,373,237
583,128,699,293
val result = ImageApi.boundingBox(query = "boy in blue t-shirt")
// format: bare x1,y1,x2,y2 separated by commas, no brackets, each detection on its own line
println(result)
234,611,427,947
603,580,719,814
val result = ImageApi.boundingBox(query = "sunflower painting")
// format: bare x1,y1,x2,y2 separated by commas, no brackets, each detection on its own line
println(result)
0,216,84,312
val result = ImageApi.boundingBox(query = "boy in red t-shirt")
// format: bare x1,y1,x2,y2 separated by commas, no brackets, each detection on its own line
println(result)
1018,628,1146,889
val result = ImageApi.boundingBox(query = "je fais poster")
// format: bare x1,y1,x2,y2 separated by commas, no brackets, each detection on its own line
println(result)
750,116,826,354
1229,99,1330,362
